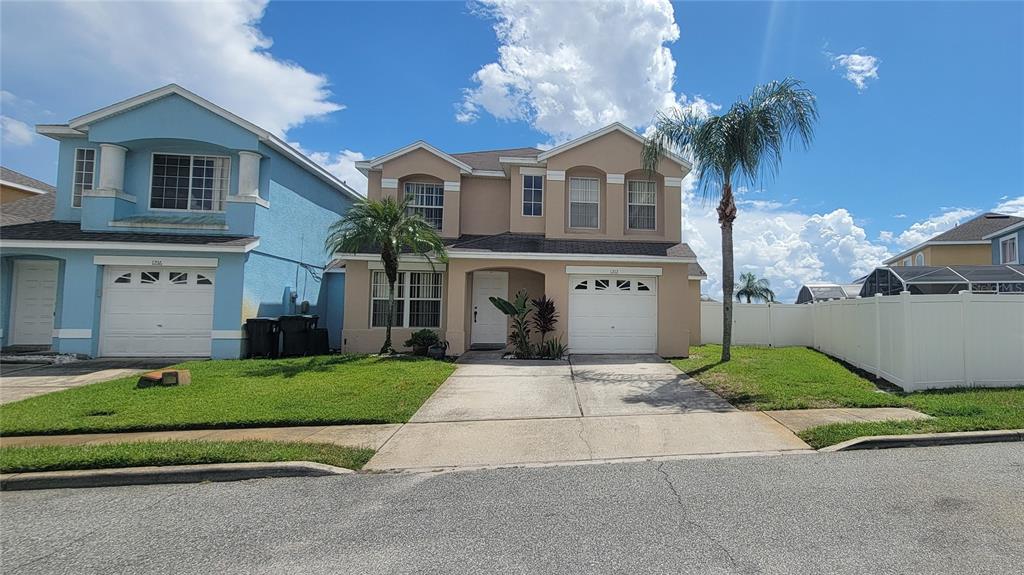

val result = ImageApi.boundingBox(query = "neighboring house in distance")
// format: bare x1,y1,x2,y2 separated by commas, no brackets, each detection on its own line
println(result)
985,217,1022,265
794,283,862,304
0,166,55,204
0,186,56,227
339,123,706,357
884,212,1024,267
0,85,360,358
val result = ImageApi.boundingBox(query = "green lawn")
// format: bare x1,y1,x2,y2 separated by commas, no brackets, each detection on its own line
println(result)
0,440,374,473
674,345,1024,448
0,355,454,436
671,345,905,411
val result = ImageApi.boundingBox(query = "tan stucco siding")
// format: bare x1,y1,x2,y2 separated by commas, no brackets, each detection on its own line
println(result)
460,176,511,235
1,185,38,204
371,149,465,238
341,259,450,354
342,257,694,357
890,244,992,267
509,165,546,234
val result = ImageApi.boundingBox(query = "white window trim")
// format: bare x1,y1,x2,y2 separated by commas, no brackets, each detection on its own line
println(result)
522,174,543,217
403,181,445,229
999,234,1018,264
626,179,657,231
72,147,97,209
902,257,912,266
148,152,232,213
370,270,444,329
914,252,925,266
569,176,600,229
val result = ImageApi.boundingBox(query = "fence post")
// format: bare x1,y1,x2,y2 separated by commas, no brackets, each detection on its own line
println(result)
900,291,915,391
767,302,774,348
960,290,973,387
873,294,882,379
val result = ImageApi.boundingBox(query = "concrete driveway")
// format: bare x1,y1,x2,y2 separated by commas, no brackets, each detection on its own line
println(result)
0,358,176,404
366,352,810,470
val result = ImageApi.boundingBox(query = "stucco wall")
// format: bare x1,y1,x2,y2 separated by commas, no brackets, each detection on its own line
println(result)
460,176,510,235
0,185,37,204
927,244,994,266
992,229,1023,264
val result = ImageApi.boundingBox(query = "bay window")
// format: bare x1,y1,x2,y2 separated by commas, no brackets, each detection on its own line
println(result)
371,270,443,328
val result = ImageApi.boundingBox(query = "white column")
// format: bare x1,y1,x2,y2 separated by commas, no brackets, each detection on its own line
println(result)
237,151,262,198
97,143,127,194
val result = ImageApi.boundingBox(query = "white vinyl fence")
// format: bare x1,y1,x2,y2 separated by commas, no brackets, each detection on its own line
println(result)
701,293,1024,391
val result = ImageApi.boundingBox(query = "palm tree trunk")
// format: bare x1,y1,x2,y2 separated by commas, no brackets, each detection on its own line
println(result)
718,179,738,362
746,295,751,303
381,251,399,355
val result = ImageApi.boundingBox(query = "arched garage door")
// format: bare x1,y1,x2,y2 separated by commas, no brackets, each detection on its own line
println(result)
568,275,657,354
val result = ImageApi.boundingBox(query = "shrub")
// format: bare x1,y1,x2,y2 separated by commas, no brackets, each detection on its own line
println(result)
537,337,568,360
404,329,440,356
531,295,558,340
489,290,533,358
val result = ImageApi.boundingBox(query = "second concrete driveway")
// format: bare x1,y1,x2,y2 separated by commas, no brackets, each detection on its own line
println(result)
367,353,810,470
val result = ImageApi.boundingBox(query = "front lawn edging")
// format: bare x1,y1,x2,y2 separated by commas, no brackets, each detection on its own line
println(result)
0,461,351,491
819,429,1024,452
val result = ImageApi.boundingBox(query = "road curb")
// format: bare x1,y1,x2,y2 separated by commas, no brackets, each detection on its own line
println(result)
820,429,1024,452
0,461,352,491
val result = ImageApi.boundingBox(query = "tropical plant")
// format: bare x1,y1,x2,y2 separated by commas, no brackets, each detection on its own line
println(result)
489,289,533,358
531,295,559,342
643,78,817,362
736,272,776,304
325,197,447,354
404,329,440,356
537,337,568,360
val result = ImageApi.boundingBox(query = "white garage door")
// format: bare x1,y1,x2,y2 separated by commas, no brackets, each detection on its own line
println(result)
99,266,215,357
568,275,657,354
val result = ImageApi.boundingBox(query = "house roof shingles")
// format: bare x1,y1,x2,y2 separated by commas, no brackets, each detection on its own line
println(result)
446,232,696,259
1,166,56,194
450,147,542,172
931,212,1024,242
0,220,256,247
1,193,56,226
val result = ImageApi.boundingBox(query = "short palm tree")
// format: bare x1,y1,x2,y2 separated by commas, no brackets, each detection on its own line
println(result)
736,272,775,303
325,197,447,354
643,78,816,362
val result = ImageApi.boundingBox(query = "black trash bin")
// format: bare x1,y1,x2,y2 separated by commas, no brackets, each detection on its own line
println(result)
311,328,330,356
245,317,280,358
278,314,318,357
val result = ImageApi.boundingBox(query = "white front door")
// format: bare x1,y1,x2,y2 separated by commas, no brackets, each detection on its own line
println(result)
9,260,59,346
471,271,509,345
99,266,215,357
568,275,658,354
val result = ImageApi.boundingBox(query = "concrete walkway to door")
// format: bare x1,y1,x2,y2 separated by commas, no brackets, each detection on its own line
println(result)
365,352,812,470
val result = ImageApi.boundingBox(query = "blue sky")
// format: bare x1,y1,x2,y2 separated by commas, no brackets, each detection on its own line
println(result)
2,1,1022,301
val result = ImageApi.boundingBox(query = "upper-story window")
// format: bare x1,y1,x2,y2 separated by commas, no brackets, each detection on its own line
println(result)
569,177,600,229
914,252,925,266
627,180,657,230
72,148,96,208
150,153,230,212
404,182,444,229
1000,235,1018,264
522,175,543,216
902,257,912,267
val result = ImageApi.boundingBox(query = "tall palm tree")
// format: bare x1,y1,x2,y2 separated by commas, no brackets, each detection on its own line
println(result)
325,197,447,354
736,272,775,303
643,78,817,361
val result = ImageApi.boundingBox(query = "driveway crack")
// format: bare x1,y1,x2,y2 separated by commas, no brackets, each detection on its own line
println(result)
567,354,585,417
656,462,752,574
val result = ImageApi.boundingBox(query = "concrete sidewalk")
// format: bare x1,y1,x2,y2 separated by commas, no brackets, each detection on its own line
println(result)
0,358,177,404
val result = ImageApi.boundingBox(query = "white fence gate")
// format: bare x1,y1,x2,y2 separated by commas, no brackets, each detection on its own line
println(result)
700,293,1024,391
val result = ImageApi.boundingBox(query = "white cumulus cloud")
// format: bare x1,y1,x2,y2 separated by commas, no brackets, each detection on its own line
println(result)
304,148,368,196
457,0,691,142
1,0,340,137
0,115,35,146
894,208,979,248
994,195,1024,217
830,49,880,92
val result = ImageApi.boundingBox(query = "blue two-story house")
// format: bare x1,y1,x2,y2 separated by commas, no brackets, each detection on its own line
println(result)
987,218,1021,266
0,85,359,358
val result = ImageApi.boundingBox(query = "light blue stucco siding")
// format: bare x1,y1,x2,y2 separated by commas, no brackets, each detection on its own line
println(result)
992,228,1023,264
242,144,353,345
52,137,97,223
0,249,247,358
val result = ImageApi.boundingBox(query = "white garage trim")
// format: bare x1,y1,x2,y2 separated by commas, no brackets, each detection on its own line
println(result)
53,329,92,339
94,255,219,267
565,265,662,276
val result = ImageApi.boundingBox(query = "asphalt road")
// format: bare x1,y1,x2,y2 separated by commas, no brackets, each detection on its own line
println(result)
2,443,1022,574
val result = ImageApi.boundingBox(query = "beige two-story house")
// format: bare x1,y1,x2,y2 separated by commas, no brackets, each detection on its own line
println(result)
340,123,705,357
